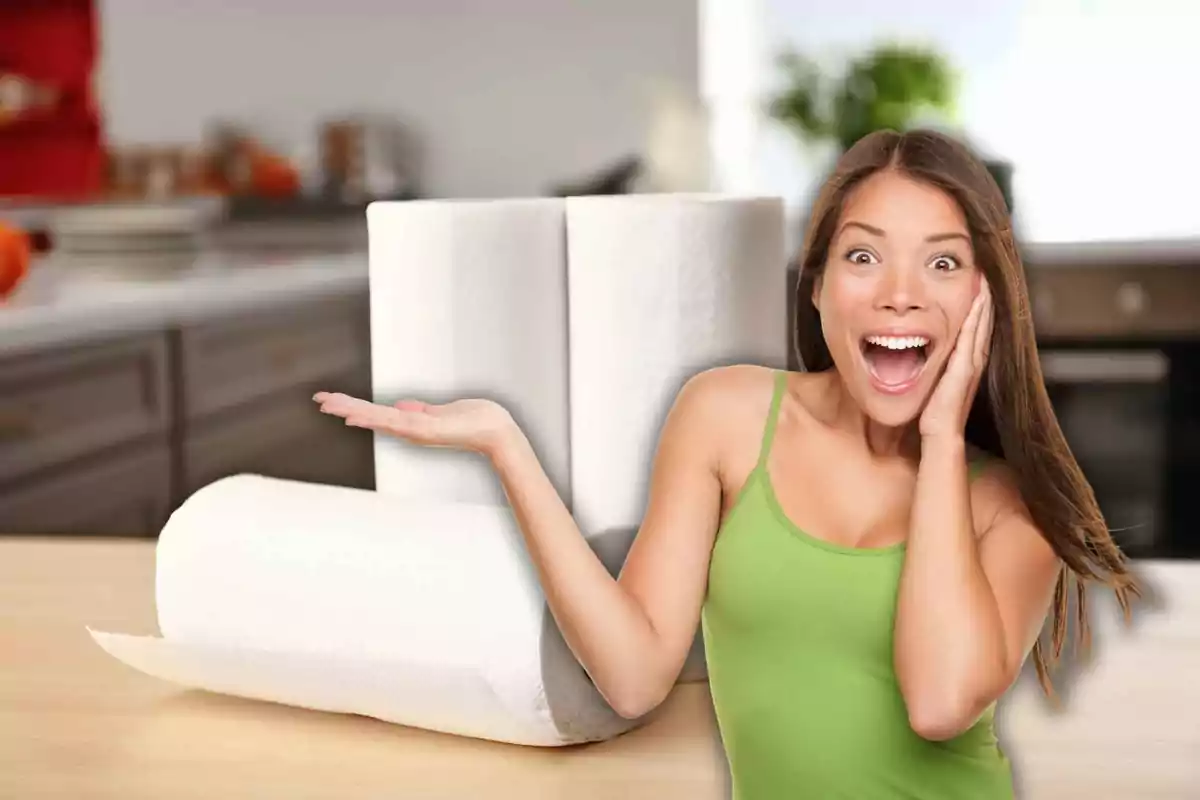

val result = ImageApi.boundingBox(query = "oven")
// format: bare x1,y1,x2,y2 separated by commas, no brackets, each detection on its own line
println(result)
1040,346,1194,559
1029,247,1200,560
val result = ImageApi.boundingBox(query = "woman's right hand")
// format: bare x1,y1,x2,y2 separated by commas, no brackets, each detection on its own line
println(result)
313,391,519,458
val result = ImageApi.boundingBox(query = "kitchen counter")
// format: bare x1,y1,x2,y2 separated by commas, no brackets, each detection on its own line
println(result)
0,250,368,357
1021,236,1200,267
4,535,1199,799
0,250,375,537
2,536,730,800
7,232,1199,360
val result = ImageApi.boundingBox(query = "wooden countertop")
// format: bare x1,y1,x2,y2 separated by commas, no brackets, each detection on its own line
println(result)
2,536,730,800
4,536,1199,799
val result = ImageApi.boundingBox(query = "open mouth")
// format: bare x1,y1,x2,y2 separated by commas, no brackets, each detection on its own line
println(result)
860,334,932,393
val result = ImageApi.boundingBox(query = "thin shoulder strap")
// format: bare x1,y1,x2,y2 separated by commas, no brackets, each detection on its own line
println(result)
756,370,788,470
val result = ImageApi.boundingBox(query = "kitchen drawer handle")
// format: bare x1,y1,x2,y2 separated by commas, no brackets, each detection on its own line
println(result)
0,409,34,440
1116,281,1148,315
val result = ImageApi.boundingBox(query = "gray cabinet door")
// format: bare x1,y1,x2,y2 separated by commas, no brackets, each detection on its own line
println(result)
0,335,171,485
0,439,172,537
0,291,374,537
182,377,375,497
177,294,370,421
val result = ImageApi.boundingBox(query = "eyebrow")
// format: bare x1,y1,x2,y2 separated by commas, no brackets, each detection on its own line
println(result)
838,220,970,244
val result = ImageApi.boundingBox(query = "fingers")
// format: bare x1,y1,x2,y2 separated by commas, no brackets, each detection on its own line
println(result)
315,392,427,418
959,283,993,407
313,391,372,418
972,281,993,372
313,392,423,436
947,288,985,378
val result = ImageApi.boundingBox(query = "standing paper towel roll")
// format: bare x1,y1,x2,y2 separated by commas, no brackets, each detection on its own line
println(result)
367,199,571,508
564,194,787,534
88,474,649,746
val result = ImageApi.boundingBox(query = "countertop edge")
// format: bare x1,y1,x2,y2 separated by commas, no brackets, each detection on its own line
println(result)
0,260,368,358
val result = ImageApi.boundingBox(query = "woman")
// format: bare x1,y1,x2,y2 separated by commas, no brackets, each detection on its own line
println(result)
314,129,1140,798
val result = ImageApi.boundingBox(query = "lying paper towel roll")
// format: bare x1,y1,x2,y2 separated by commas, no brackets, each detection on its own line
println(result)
88,474,656,746
564,194,787,533
366,199,571,508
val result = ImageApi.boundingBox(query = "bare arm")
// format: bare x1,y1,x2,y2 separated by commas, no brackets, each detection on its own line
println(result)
896,281,1061,740
894,436,1061,741
488,369,728,718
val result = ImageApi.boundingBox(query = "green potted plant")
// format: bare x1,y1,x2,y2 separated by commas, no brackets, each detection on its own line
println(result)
768,41,1012,211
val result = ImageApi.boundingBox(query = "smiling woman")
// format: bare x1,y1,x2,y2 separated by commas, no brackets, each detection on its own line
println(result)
802,163,983,427
793,129,1139,692
315,128,1142,799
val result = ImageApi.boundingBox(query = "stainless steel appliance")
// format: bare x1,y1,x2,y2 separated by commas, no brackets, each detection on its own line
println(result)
1029,244,1200,560
1040,348,1175,557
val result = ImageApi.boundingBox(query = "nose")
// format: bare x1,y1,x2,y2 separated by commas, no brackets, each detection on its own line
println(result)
875,262,926,313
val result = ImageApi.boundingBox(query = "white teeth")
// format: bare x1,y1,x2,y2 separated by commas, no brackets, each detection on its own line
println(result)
865,335,929,350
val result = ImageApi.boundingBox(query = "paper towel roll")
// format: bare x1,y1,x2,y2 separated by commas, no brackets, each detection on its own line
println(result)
366,199,571,508
88,474,650,746
564,194,787,534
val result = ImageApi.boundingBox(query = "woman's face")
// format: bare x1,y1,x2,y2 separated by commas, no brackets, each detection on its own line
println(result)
813,169,981,428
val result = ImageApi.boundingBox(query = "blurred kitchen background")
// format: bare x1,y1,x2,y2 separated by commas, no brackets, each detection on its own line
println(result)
1,0,1198,563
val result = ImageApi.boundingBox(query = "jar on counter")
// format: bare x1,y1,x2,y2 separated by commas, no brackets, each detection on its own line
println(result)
319,115,416,202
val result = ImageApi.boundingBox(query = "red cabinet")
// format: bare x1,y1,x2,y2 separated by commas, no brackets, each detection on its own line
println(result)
0,0,104,199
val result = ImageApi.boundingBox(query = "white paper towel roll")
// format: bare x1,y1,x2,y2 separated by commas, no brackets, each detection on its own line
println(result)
564,194,787,534
88,474,650,746
366,199,571,508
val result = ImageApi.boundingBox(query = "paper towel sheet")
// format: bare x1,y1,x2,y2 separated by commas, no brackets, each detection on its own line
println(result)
366,199,571,508
88,474,644,746
564,194,787,533
87,631,536,744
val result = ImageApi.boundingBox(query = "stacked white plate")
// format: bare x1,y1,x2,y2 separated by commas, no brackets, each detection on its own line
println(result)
49,198,224,256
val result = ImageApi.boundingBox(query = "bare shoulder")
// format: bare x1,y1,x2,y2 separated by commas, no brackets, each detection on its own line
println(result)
681,363,776,400
676,364,779,430
967,456,1025,531
968,456,1055,558
674,364,786,476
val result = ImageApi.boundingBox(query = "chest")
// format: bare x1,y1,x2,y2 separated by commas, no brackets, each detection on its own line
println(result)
706,486,907,667
749,423,920,551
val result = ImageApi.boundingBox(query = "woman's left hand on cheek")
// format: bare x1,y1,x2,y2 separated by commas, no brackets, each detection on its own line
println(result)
919,280,993,441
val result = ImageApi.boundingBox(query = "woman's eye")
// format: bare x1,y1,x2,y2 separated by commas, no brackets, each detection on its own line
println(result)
845,249,877,265
930,254,961,271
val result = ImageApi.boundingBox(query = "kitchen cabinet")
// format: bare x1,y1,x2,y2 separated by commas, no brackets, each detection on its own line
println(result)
0,291,374,537
177,294,368,420
0,333,170,485
0,439,171,536
183,387,373,495
174,292,375,497
1028,264,1200,340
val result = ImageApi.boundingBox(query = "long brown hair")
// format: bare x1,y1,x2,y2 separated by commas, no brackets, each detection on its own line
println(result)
793,128,1141,697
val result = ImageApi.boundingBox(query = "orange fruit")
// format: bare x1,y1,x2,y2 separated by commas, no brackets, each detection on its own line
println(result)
0,221,32,299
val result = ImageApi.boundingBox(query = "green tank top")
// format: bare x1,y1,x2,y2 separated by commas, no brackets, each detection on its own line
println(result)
700,370,1014,799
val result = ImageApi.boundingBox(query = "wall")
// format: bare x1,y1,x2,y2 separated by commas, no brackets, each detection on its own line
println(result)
92,1,1200,242
96,0,700,199
757,0,1022,210
996,1,1199,244
704,0,1200,245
